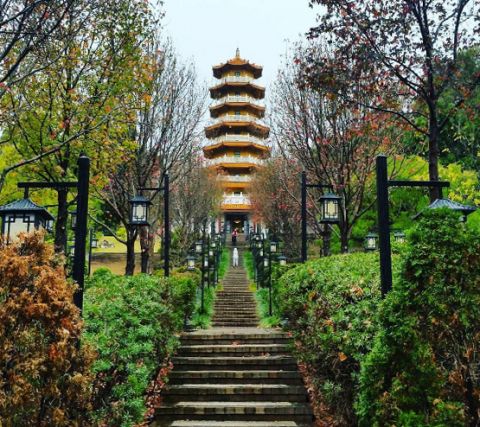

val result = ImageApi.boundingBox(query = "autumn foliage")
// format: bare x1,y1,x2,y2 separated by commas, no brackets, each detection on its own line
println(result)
0,233,94,426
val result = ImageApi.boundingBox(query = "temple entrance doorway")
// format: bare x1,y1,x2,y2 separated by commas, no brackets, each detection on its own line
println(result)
225,213,248,235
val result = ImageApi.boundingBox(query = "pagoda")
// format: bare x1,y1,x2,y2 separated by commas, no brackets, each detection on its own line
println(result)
204,49,270,237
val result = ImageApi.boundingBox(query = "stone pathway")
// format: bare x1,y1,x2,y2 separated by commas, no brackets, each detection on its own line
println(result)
151,246,314,427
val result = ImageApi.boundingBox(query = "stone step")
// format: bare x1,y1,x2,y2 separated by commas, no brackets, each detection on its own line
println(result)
181,332,288,343
164,384,308,403
179,344,288,356
153,401,313,423
168,370,303,385
181,338,290,346
213,322,259,327
172,355,297,371
169,421,305,427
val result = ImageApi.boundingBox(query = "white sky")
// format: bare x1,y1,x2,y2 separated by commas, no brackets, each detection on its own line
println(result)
161,0,318,93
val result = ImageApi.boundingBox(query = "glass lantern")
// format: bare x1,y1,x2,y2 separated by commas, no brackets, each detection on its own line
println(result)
270,240,278,253
393,231,406,243
365,232,378,251
129,195,151,226
186,254,196,271
319,192,341,224
278,255,287,266
70,210,77,230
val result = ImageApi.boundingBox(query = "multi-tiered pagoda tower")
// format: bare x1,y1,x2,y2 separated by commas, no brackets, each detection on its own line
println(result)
204,49,270,237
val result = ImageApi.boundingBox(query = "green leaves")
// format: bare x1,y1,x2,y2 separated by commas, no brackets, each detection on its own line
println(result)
83,268,198,426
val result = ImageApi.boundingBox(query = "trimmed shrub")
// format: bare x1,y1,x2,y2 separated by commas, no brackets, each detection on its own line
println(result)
356,210,480,427
0,233,95,426
84,268,197,426
278,252,383,425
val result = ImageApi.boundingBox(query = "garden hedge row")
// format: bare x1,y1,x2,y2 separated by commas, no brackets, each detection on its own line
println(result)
84,268,198,426
277,210,480,426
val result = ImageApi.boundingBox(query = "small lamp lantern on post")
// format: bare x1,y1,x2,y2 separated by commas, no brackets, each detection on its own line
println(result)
0,198,55,242
91,235,98,249
69,244,75,259
195,240,203,255
270,240,278,253
393,231,406,243
319,192,342,224
129,195,151,226
278,254,287,266
186,254,196,271
365,232,378,251
70,210,77,230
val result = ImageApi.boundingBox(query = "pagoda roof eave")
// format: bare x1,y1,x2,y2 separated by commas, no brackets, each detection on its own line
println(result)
212,61,263,79
209,102,265,118
204,122,270,139
203,142,270,156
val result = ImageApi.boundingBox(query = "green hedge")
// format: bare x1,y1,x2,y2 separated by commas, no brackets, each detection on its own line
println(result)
83,268,198,426
277,252,384,425
356,210,480,426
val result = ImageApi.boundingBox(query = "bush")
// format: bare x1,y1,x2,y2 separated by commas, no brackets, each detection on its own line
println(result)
356,210,480,427
84,268,197,426
0,233,94,426
277,252,383,425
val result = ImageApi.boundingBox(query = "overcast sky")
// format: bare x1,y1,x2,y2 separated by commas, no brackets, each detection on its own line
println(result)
161,0,318,93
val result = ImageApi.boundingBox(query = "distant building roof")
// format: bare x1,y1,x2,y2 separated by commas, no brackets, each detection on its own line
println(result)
0,198,54,220
414,198,477,220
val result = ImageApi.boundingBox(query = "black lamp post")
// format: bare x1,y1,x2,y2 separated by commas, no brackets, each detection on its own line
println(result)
128,173,170,276
88,228,97,276
0,154,90,314
301,171,341,262
376,155,451,296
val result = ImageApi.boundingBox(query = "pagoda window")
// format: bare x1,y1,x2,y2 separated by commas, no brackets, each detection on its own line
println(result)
235,71,241,77
235,111,241,116
234,151,241,157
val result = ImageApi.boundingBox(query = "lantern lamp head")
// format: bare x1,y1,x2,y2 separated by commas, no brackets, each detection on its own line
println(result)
319,192,341,224
0,198,55,242
278,255,287,266
263,257,269,268
203,256,209,268
195,240,203,254
91,236,98,248
270,240,278,253
129,195,151,226
394,231,406,243
186,254,196,271
70,210,77,230
365,232,378,251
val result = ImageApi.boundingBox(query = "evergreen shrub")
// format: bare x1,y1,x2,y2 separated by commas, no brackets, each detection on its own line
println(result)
356,210,480,426
277,252,382,424
84,268,197,426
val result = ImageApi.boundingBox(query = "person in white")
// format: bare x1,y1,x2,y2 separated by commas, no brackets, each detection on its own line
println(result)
232,247,239,268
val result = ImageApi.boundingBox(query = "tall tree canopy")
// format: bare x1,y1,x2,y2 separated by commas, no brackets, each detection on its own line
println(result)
306,0,480,200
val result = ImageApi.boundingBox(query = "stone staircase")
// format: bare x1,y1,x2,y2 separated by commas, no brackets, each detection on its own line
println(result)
150,247,314,427
213,248,258,327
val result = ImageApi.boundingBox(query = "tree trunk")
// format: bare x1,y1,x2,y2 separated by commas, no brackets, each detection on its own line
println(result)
340,228,349,254
125,229,136,275
428,114,441,202
140,226,150,274
54,188,69,253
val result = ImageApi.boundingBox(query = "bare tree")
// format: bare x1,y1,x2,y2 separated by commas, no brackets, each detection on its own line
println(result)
95,39,207,275
170,157,222,265
271,43,403,252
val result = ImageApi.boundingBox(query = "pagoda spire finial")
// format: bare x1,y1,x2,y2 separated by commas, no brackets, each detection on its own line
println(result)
235,47,240,58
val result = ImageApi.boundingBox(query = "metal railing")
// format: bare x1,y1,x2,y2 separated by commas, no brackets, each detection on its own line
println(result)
222,195,251,205
211,95,264,108
218,175,252,182
210,115,267,127
207,156,264,166
213,134,268,147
